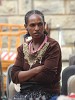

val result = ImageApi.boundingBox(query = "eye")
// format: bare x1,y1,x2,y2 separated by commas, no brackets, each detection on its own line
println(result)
30,23,35,27
38,22,43,26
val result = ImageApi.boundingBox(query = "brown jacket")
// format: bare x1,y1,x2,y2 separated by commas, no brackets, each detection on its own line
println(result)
11,37,62,94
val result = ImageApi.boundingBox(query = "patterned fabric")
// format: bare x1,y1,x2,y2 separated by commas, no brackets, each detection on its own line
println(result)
23,39,49,68
11,36,62,96
12,87,56,100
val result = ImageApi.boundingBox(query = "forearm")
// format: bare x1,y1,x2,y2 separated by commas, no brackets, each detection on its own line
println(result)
18,65,43,83
33,70,57,84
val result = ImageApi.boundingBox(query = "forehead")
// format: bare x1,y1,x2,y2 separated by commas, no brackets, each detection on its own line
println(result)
28,14,43,23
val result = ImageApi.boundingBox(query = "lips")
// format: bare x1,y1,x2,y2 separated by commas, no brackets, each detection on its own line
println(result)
33,32,41,38
34,32,40,35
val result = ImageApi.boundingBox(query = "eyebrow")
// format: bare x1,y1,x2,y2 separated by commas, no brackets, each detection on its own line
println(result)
29,22,43,26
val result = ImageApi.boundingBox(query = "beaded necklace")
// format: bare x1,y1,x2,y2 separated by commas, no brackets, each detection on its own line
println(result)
23,36,49,68
29,36,47,54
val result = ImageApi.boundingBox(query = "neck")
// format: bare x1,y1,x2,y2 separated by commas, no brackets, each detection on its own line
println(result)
32,35,45,45
30,34,46,52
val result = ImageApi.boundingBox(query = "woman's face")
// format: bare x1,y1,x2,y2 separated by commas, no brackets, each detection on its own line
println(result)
26,14,45,39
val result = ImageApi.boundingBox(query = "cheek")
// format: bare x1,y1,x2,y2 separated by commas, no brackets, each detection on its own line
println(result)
28,26,33,31
26,26,33,35
40,27,44,32
41,25,45,30
28,29,34,34
28,29,33,36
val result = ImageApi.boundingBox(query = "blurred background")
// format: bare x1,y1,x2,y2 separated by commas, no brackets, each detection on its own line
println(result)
1,0,75,67
0,0,75,95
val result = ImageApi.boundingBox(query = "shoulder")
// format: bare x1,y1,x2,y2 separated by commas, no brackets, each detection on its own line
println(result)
47,36,60,48
46,37,61,53
17,44,23,52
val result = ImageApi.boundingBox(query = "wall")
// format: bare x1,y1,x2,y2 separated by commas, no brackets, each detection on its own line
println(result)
0,0,75,62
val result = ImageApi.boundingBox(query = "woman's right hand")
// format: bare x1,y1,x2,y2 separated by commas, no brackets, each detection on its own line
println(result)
18,65,44,83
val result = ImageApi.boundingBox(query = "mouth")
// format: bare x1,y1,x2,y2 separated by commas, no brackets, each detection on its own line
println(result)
34,32,40,35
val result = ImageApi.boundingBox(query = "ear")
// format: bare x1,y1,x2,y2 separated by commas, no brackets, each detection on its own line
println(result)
24,24,28,31
24,24,27,28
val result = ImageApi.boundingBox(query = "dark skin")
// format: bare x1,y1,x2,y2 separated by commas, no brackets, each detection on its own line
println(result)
18,14,45,83
25,14,46,50
24,15,51,43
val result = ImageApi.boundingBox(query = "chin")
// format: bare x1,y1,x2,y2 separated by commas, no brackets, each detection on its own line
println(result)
34,35,41,39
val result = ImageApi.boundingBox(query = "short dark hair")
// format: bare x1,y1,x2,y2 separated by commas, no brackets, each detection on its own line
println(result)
25,10,45,25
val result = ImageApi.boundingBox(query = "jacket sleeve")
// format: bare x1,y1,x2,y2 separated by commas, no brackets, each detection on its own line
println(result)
11,45,24,84
31,41,62,85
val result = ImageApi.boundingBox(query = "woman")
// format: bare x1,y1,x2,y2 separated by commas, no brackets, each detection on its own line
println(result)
11,10,62,100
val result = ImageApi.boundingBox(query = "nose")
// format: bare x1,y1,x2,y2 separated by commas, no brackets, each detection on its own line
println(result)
35,25,39,31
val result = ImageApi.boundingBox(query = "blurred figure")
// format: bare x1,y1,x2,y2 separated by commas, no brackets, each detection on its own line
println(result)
57,95,71,100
